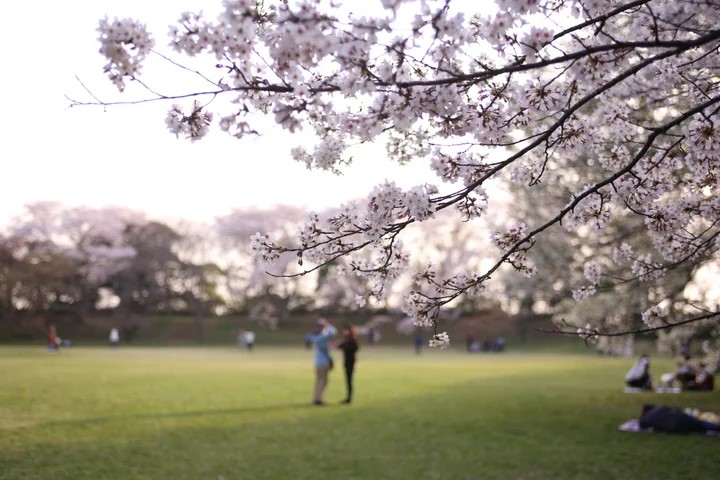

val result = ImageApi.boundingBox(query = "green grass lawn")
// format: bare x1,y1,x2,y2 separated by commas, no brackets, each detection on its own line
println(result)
1,346,719,479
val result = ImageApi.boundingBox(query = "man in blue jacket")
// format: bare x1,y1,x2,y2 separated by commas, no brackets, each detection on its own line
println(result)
308,318,337,405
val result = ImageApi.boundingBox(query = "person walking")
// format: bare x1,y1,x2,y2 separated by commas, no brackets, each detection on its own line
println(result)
337,325,359,404
308,318,337,405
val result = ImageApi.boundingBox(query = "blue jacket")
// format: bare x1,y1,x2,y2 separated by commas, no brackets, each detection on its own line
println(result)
309,325,337,367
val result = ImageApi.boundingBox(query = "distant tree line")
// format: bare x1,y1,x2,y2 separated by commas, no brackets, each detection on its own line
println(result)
3,199,716,358
0,203,487,333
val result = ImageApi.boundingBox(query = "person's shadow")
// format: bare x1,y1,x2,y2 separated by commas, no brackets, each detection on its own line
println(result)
45,402,315,427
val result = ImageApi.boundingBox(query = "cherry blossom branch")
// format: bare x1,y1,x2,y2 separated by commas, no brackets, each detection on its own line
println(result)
426,94,720,311
70,29,720,107
538,310,719,337
87,2,720,348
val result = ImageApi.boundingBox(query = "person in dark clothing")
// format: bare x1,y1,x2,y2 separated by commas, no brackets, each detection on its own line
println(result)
414,333,423,355
465,334,474,352
337,325,359,404
686,363,715,391
675,355,696,389
639,405,720,434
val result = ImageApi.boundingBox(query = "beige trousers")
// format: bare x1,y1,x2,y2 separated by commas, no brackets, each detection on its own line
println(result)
313,364,331,402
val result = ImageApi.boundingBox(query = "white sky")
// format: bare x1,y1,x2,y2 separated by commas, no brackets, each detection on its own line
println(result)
0,0,440,226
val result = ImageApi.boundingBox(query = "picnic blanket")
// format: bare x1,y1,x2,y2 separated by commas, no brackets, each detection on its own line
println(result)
623,387,681,394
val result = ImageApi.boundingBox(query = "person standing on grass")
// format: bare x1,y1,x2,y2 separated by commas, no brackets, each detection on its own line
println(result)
47,324,60,352
244,330,256,351
414,333,423,355
337,325,359,404
109,328,120,347
308,318,337,405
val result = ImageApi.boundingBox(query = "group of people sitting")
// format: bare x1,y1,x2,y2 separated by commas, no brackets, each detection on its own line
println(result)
625,354,715,392
466,335,506,353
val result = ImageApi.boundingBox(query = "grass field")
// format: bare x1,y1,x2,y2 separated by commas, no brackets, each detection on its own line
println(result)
1,346,719,479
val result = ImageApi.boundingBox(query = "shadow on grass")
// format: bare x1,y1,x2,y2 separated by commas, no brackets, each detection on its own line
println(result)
45,402,319,427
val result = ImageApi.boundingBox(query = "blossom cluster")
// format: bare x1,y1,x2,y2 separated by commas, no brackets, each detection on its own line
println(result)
641,305,668,328
576,323,599,343
249,232,281,263
490,223,528,254
97,17,155,91
165,101,214,141
428,332,450,349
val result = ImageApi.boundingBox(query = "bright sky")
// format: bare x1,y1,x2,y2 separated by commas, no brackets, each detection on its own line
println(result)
1,0,439,226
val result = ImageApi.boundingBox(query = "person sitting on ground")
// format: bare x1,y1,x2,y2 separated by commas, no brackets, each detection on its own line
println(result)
675,355,696,389
625,354,652,390
639,404,720,434
686,363,715,391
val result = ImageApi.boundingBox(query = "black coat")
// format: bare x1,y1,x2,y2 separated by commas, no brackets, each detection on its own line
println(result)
338,338,359,365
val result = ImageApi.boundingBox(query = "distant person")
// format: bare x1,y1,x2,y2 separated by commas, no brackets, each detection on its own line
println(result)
304,332,313,350
308,318,337,405
639,404,720,434
414,333,423,355
367,328,376,345
237,330,246,349
109,328,120,347
47,325,60,352
623,336,634,357
625,355,652,390
681,339,692,358
495,336,506,352
244,330,256,351
337,325,359,404
675,355,696,389
465,334,475,352
687,363,714,391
